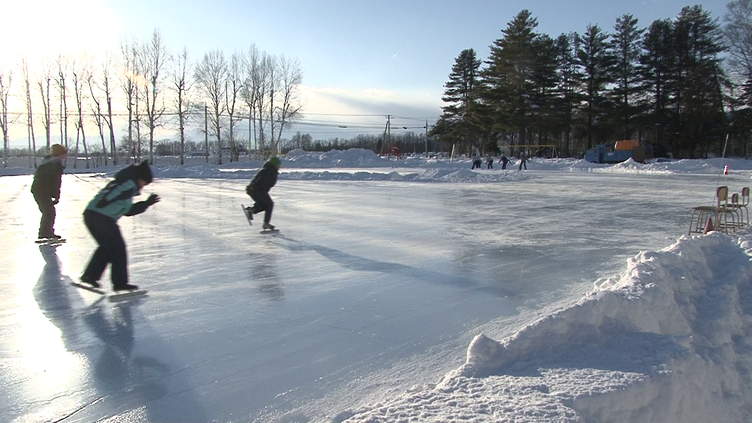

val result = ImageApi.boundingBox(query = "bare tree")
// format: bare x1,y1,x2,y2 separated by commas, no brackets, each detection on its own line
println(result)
101,52,118,165
71,53,92,168
120,36,142,163
142,28,168,164
37,59,53,152
55,54,70,150
273,55,304,150
241,45,261,155
253,52,273,156
226,51,243,161
725,0,752,81
170,47,193,165
88,52,113,166
20,55,38,167
266,54,278,154
195,49,227,164
0,57,13,167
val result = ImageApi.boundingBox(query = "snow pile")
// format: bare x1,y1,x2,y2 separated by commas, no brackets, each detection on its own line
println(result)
340,231,752,422
3,148,752,179
285,148,392,167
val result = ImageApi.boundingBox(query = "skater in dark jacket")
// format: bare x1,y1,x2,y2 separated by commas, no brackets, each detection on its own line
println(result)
519,153,528,170
500,154,510,170
245,157,280,230
31,144,68,240
80,160,160,292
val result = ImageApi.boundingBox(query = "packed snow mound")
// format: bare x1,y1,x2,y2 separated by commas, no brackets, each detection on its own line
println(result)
342,231,752,422
285,148,391,167
4,148,752,179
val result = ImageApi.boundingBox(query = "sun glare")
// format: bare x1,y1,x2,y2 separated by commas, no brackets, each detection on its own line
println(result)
3,0,119,58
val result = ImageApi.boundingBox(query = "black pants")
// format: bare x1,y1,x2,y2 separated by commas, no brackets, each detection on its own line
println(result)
249,190,274,224
82,209,129,288
34,193,56,238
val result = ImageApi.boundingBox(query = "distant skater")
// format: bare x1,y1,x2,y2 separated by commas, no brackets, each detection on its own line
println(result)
500,154,510,170
245,157,281,231
471,150,482,169
31,144,68,241
486,156,494,169
518,153,528,170
80,160,160,292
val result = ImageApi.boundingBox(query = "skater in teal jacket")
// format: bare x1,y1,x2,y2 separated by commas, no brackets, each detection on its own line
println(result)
80,160,160,291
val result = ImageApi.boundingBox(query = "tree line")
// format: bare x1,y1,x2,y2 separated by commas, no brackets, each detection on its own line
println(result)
431,3,752,159
0,29,303,168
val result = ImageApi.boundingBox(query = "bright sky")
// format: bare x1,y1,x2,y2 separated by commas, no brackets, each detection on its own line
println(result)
1,0,729,140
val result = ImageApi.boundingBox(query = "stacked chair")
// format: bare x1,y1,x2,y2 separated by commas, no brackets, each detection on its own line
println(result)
688,186,750,235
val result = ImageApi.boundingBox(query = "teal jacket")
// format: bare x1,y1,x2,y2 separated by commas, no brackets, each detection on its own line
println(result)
86,164,150,221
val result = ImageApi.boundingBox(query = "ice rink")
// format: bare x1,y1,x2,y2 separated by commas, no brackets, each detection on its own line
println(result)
1,161,748,422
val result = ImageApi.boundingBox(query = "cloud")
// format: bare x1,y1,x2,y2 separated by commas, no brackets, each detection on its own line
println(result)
300,85,440,118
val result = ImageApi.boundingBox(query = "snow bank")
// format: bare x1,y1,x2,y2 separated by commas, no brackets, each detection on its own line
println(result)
3,148,752,179
341,231,752,422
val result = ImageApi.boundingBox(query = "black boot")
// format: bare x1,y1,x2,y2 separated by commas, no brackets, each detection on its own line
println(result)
114,283,139,291
80,275,101,288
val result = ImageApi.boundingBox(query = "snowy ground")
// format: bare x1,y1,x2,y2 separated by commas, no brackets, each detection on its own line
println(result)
2,150,752,422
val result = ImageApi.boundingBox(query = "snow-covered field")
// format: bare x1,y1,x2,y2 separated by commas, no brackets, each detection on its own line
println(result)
2,149,752,422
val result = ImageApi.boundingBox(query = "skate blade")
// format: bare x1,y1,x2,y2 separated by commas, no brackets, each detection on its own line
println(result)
109,290,148,301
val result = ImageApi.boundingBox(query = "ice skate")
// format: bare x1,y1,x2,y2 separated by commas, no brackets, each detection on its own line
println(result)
241,204,254,226
114,283,140,292
71,276,104,294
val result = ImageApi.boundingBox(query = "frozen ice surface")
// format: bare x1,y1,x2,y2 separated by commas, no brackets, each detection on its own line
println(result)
2,151,752,422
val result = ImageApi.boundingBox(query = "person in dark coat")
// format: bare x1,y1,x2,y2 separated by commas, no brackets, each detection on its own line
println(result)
31,144,68,240
245,157,281,230
519,153,528,170
500,154,510,170
80,160,160,292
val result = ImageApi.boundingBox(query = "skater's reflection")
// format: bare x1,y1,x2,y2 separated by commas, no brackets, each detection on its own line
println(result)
33,245,82,348
33,247,207,422
250,251,284,301
85,301,168,397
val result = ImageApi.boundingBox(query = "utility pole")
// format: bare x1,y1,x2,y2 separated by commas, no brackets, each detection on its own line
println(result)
204,104,209,163
386,114,391,147
425,120,428,158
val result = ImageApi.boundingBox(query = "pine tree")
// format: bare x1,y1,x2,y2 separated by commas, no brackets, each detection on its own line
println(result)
576,24,616,149
610,14,646,140
481,10,540,150
640,19,675,149
553,33,583,157
433,48,482,148
673,5,727,157
442,49,481,118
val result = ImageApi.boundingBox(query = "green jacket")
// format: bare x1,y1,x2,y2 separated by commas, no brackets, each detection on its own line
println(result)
86,164,150,221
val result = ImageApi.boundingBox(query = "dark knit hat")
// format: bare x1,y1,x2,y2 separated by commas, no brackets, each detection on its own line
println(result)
136,160,153,184
268,157,281,167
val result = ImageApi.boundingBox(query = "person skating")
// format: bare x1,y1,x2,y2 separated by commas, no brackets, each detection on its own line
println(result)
471,150,482,169
31,144,68,240
500,154,510,170
80,160,160,292
518,153,528,170
245,157,280,231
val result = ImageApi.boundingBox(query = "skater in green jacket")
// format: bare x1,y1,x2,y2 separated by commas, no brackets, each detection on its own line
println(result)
80,160,160,292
